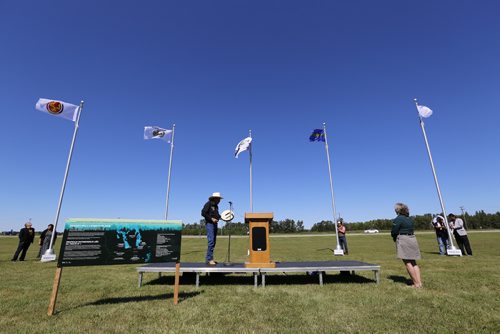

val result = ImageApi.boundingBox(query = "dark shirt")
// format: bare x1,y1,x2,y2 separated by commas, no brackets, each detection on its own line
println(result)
40,229,57,243
201,200,221,224
391,215,414,241
432,219,448,238
19,227,35,244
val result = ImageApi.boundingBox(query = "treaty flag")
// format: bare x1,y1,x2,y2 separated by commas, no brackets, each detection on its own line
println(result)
35,98,79,122
309,129,325,142
144,126,172,142
417,105,433,118
234,137,252,158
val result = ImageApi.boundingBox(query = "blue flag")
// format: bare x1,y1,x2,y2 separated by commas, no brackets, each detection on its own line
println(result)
309,129,325,142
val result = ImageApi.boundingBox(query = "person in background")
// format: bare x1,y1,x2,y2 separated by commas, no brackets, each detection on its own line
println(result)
337,220,348,255
448,213,473,256
431,215,449,255
11,221,35,261
201,192,222,266
38,224,57,258
391,203,423,288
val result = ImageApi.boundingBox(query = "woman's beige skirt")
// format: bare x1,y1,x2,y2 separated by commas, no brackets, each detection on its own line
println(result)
396,235,421,260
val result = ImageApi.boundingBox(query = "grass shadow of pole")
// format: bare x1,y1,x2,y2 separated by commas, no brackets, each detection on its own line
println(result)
387,275,412,286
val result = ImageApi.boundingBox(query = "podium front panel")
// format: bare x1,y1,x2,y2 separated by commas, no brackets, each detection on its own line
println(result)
252,227,267,251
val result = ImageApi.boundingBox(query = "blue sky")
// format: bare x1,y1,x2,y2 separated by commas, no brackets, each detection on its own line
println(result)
1,0,499,231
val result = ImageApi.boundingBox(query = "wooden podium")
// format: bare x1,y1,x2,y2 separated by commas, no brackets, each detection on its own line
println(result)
245,213,276,268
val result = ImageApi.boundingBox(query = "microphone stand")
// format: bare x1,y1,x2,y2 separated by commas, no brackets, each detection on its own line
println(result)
224,201,234,266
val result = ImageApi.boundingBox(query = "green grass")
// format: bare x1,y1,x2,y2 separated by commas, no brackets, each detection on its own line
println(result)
1,232,499,333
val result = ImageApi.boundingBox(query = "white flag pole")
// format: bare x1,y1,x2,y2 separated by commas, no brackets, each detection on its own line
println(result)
249,129,253,212
41,100,84,262
322,123,343,256
413,99,461,256
165,124,176,221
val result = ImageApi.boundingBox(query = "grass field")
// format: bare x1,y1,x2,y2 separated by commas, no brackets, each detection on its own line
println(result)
1,232,499,333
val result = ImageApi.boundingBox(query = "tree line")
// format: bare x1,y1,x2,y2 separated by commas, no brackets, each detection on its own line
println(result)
182,219,305,235
312,210,500,232
181,210,500,235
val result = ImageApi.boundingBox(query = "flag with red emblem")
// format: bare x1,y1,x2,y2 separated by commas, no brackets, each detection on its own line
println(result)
35,98,79,122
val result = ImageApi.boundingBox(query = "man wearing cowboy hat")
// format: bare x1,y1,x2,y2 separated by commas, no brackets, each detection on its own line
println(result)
201,192,223,265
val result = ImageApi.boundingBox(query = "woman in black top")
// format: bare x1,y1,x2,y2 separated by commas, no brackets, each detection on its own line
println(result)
391,203,422,288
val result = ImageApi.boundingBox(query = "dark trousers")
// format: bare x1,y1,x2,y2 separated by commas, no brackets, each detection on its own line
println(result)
339,235,348,254
12,242,31,261
454,233,473,255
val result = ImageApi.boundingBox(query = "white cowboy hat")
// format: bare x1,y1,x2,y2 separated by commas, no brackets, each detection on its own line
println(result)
209,192,223,200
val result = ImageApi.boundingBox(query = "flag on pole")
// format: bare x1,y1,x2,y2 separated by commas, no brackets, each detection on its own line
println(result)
234,137,252,158
309,129,325,142
35,98,79,122
417,105,433,118
144,126,172,142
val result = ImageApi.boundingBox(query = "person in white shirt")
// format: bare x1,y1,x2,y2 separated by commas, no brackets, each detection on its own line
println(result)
448,213,473,256
431,215,449,255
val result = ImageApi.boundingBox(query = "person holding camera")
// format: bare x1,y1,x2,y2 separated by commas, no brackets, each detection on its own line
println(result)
431,215,449,255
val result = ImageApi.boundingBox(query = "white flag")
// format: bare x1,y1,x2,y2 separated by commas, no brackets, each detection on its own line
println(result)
417,105,433,118
144,126,172,142
35,98,79,122
234,137,252,158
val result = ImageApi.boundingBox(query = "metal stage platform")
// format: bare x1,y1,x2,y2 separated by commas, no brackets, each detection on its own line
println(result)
136,260,381,288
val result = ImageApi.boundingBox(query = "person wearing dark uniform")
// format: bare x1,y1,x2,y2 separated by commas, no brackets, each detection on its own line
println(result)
201,192,222,265
391,203,422,288
11,222,35,261
38,224,57,258
448,213,473,256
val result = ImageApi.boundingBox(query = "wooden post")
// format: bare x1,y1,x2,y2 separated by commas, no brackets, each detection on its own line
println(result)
47,267,63,316
173,262,180,305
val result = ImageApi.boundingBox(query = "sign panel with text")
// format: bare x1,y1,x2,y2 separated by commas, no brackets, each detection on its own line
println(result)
57,218,182,267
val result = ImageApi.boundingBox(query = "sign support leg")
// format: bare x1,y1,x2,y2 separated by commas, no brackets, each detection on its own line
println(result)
48,267,63,316
173,262,180,305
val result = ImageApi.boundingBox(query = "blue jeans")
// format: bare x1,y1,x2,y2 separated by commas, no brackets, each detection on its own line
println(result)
339,235,348,254
205,223,217,262
436,235,449,255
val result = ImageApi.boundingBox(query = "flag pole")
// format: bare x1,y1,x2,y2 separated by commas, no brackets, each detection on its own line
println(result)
42,100,84,262
413,99,461,256
249,129,253,212
322,123,343,256
165,124,176,221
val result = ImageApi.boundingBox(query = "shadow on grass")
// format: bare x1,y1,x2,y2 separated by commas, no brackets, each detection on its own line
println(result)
422,251,442,255
85,291,201,306
144,272,375,287
145,273,258,286
316,248,335,253
55,291,201,315
387,275,412,286
263,272,375,286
